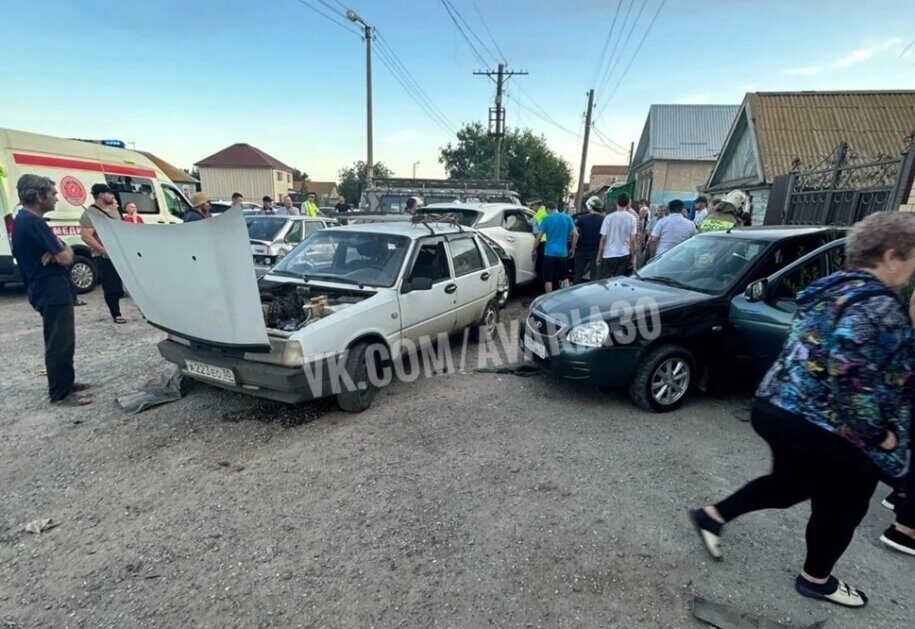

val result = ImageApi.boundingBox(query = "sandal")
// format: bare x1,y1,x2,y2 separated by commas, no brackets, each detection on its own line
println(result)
113,317,127,324
795,575,868,608
688,508,723,560
51,393,93,407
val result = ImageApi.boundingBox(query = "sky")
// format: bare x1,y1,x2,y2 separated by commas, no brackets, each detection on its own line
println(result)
3,0,914,188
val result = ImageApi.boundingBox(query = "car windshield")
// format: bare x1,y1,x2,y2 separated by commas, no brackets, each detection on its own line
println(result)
637,235,769,294
416,208,480,227
272,230,411,287
246,217,287,241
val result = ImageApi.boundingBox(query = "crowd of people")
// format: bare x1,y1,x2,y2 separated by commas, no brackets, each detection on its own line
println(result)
10,172,915,611
528,191,749,293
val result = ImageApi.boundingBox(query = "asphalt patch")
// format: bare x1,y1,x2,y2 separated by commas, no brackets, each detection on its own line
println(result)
220,398,334,427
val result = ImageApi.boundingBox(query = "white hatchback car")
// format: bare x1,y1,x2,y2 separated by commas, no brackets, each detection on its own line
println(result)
90,208,503,412
418,202,539,301
246,214,338,267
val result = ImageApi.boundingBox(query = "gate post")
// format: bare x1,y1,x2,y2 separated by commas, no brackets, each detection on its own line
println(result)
823,142,848,225
892,132,915,212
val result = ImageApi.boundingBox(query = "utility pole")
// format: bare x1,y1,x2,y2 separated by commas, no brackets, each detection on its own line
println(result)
412,161,420,178
347,11,374,182
474,64,528,180
627,141,634,171
575,89,595,213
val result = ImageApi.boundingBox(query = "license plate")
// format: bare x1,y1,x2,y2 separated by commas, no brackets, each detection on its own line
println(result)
185,360,236,385
524,335,547,359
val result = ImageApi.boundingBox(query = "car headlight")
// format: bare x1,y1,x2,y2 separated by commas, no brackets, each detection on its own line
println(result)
566,321,609,347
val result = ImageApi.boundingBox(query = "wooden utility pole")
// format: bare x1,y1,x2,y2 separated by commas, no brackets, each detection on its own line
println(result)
474,64,528,180
575,89,595,212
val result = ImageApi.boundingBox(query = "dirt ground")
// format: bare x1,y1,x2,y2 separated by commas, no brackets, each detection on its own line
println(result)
1,286,912,629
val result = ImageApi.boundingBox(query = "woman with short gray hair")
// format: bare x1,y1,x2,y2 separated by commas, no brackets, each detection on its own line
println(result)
689,211,915,608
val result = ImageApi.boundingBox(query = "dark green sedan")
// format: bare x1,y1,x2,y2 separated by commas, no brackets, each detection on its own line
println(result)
521,226,846,412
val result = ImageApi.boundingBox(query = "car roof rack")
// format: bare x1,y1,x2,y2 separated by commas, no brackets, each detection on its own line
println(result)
410,213,465,234
369,177,515,191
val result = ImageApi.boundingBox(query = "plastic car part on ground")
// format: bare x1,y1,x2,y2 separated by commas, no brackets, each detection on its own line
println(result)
117,368,196,414
691,597,828,629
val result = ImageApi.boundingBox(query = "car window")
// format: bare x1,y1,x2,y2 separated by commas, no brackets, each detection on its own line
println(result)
408,239,451,284
274,231,410,287
285,221,303,243
773,255,827,303
479,236,501,266
639,236,768,294
751,236,826,281
449,237,485,276
105,175,158,215
161,185,190,218
827,245,846,273
504,210,533,233
247,217,287,241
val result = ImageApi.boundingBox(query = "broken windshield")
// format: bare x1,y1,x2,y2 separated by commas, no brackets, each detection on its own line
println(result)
272,231,411,287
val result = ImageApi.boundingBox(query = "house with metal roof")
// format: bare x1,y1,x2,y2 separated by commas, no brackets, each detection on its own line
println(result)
138,151,199,199
627,104,739,207
705,91,915,221
195,143,295,202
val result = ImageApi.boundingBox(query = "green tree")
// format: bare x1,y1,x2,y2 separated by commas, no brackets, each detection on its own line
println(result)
337,161,393,205
439,122,573,204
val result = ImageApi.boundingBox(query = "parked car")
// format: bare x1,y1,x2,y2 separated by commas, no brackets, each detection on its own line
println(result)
246,215,338,267
90,210,504,412
210,201,262,214
418,202,539,302
522,226,846,412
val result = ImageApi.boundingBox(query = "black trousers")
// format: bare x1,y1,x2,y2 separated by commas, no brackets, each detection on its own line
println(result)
40,303,76,402
715,399,879,579
574,249,598,283
98,257,123,318
599,255,629,279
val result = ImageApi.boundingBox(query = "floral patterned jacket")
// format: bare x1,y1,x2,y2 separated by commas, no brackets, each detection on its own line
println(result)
757,270,914,477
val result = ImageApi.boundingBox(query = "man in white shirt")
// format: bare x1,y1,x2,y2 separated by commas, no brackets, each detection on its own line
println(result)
596,196,637,279
693,195,709,227
648,199,696,258
275,195,300,216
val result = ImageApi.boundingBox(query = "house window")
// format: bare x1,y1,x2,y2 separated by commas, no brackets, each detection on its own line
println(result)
276,171,282,182
287,172,291,183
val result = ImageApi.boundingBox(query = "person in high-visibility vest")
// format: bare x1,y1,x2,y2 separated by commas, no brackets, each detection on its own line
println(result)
529,199,548,289
698,189,748,233
302,192,319,217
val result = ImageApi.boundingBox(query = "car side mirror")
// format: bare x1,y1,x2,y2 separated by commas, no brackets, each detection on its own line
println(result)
745,279,768,302
403,277,433,293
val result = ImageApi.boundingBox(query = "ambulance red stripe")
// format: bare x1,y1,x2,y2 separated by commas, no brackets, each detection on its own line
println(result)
12,153,157,178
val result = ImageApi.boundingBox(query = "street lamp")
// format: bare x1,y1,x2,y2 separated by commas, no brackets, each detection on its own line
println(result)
413,161,420,178
347,10,374,183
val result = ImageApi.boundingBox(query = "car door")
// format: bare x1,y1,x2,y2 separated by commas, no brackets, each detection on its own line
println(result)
398,237,458,344
501,209,537,284
729,239,844,372
447,235,495,329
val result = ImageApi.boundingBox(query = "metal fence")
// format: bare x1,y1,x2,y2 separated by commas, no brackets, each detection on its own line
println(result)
764,136,915,226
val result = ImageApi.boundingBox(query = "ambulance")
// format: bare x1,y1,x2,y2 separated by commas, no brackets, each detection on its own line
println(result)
0,127,193,292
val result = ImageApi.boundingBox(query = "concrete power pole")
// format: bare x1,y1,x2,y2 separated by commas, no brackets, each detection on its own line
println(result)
575,89,595,213
347,11,374,183
474,64,528,180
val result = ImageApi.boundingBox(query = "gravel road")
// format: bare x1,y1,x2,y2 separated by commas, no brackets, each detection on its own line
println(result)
1,286,912,628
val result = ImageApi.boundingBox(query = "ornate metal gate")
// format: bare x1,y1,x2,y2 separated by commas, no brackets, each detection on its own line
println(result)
764,135,915,226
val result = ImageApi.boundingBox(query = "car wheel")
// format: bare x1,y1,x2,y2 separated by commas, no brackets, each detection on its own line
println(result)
629,344,694,412
472,299,500,342
497,262,514,308
337,341,383,412
70,255,98,294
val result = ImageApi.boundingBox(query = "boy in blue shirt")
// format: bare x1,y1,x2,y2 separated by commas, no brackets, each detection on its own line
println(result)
534,202,578,293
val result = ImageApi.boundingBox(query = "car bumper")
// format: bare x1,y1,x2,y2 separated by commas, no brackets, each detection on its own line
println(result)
158,339,337,404
521,333,642,388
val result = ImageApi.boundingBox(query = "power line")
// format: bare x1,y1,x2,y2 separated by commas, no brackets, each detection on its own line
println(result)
291,0,361,35
440,0,489,66
315,0,346,16
472,0,507,64
443,0,500,64
374,32,456,134
588,0,623,89
330,0,348,11
591,125,629,154
373,44,455,136
595,0,641,99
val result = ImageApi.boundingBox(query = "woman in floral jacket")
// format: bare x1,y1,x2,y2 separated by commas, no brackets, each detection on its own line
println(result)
689,211,915,609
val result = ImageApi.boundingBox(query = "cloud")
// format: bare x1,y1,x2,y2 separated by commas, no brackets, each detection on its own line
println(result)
786,65,824,76
832,48,875,68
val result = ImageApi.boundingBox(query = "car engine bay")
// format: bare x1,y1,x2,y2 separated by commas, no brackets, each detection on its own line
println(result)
260,283,366,332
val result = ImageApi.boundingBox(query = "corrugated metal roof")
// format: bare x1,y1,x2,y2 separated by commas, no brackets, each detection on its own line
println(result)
640,104,739,164
138,151,198,184
590,164,629,176
750,91,915,180
196,143,294,172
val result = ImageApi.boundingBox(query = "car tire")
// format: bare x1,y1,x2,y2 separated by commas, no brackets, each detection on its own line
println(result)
629,344,694,412
70,255,98,294
497,261,515,308
337,341,382,413
472,299,500,342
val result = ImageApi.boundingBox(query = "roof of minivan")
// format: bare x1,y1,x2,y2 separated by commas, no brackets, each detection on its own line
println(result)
421,202,527,219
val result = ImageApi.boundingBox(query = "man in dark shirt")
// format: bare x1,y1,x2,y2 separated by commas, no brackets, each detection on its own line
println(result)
334,194,351,213
12,175,91,406
184,193,211,222
573,197,605,283
79,183,125,323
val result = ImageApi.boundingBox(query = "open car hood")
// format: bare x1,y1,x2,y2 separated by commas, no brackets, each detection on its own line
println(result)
88,207,270,350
